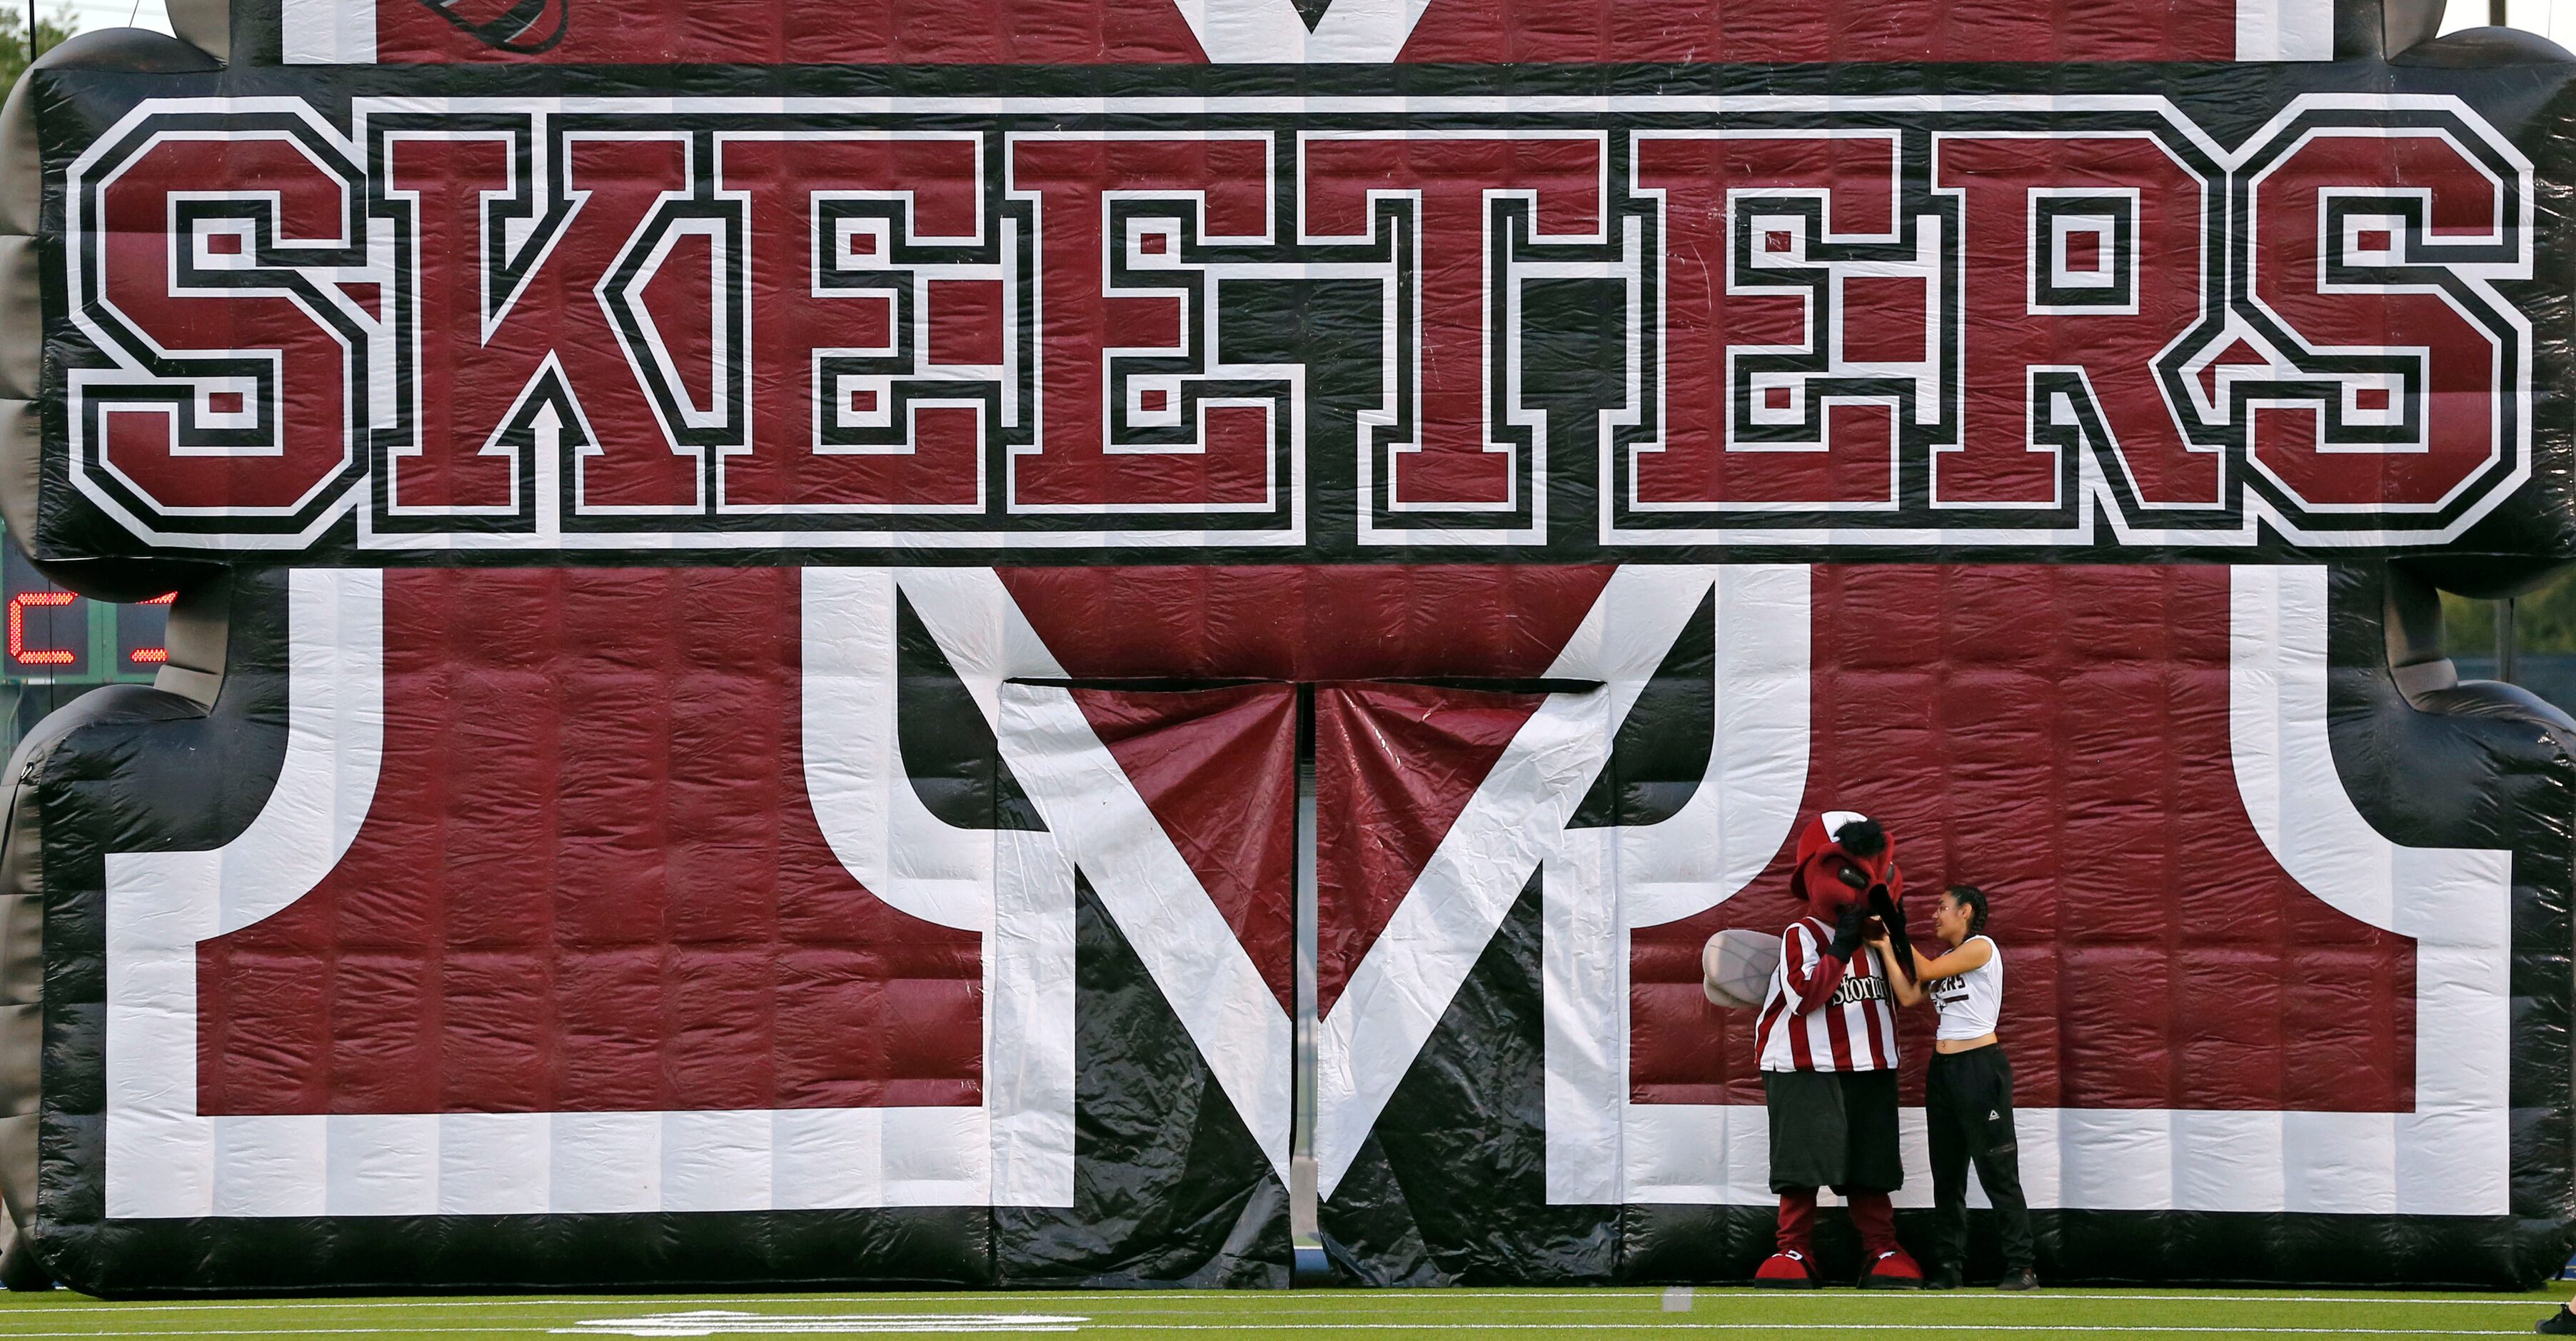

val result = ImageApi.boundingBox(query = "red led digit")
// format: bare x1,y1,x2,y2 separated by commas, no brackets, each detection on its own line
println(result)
9,591,76,666
120,592,176,663
126,591,176,663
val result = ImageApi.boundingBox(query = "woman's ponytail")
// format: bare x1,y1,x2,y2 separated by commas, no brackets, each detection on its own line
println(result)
1946,884,1990,937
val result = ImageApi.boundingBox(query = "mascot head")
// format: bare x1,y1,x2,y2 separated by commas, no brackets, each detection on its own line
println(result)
1791,809,1901,920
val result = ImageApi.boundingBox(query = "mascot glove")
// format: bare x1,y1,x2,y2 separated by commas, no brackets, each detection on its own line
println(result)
1826,902,1871,960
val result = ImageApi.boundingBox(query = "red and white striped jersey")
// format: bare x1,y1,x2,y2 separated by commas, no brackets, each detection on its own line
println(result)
1756,917,1901,1073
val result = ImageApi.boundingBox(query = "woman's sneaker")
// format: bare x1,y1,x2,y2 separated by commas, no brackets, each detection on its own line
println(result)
1997,1267,2039,1292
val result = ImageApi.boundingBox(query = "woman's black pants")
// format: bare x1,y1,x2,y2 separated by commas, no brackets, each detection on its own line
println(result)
1926,1044,2034,1275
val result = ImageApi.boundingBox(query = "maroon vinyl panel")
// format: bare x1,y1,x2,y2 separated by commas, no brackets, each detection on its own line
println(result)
364,0,2245,64
1314,685,1546,1016
1071,685,1299,1012
197,568,985,1115
1631,563,2416,1114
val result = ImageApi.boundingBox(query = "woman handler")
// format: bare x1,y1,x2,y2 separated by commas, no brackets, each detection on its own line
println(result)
1876,885,2037,1292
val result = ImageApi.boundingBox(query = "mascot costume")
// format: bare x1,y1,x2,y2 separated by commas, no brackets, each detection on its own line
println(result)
1756,810,1923,1289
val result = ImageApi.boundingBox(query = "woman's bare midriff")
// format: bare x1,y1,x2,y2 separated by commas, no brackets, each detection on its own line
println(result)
1934,1034,1998,1055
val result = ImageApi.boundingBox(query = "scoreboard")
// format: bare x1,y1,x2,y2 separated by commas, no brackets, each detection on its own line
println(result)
0,531,170,753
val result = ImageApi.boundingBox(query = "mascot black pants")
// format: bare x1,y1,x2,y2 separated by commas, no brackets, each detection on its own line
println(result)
1926,1045,2034,1273
1764,1069,1903,1192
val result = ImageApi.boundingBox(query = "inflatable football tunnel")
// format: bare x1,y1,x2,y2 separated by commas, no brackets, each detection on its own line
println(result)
0,0,2570,1294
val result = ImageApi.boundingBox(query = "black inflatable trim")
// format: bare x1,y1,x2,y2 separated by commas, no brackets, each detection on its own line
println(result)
1567,589,1715,831
0,27,224,603
2391,23,2576,65
0,681,233,1290
895,591,1045,833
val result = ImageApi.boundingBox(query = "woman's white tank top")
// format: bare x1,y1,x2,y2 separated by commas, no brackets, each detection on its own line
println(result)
1929,936,2003,1041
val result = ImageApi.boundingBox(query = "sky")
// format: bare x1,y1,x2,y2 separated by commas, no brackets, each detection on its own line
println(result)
2445,0,2576,39
47,0,167,37
20,0,2576,64
2431,0,2576,39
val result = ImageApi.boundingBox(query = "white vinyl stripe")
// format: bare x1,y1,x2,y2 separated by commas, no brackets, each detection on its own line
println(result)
803,568,1004,934
844,568,1081,1207
2229,565,2511,1216
1614,566,1813,928
279,0,377,63
1312,564,1716,1198
995,682,1297,1179
1544,564,1811,1205
2236,0,2335,59
1312,683,1616,1195
109,568,385,1219
1625,1103,2452,1215
174,1094,992,1216
1173,0,1437,63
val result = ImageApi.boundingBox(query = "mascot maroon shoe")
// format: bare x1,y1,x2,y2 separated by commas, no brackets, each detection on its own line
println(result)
1863,1245,1927,1288
1753,811,1918,1288
1754,1247,1819,1288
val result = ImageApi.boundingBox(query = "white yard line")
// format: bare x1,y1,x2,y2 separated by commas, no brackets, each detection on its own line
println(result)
0,1322,2543,1339
1102,1317,2514,1327
555,1313,1088,1336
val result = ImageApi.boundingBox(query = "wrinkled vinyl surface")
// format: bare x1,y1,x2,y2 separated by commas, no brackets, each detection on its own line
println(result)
24,58,2576,566
9,561,2569,1291
1,0,2574,1299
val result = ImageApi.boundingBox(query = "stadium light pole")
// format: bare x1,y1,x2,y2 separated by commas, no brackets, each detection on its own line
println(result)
1288,683,1328,1285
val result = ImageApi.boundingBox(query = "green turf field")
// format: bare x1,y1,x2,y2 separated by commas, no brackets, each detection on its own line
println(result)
0,1285,2572,1339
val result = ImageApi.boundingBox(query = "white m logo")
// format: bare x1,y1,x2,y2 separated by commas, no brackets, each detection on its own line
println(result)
810,563,1809,1204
